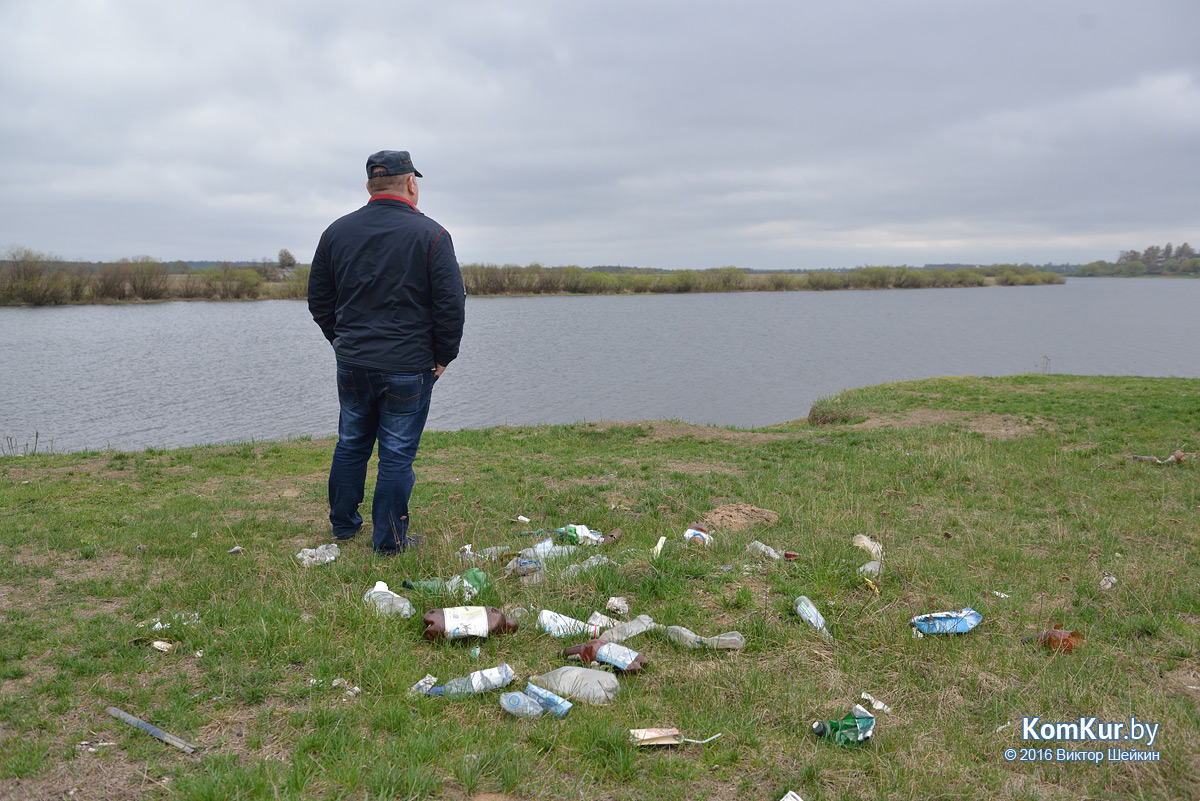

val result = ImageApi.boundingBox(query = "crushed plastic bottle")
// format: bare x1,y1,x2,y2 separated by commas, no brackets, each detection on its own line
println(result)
909,607,982,635
561,555,613,578
429,664,515,698
503,556,543,578
586,611,619,630
663,625,745,651
522,682,572,717
857,560,881,577
296,543,339,566
1029,625,1085,653
794,596,832,639
531,666,619,705
597,614,659,644
812,703,875,746
520,538,578,561
423,606,519,640
746,541,782,560
362,581,415,617
606,596,630,615
537,609,603,638
404,568,490,601
682,523,711,546
563,639,648,672
499,691,544,718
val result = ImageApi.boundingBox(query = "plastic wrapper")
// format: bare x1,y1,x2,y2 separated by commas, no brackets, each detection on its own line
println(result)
909,607,982,635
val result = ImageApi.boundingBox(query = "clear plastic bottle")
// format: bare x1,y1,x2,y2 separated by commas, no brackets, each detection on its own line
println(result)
794,596,832,639
746,541,781,560
522,682,572,717
430,664,515,699
663,625,745,651
597,614,658,643
499,691,544,718
362,581,415,617
561,555,613,578
537,610,603,638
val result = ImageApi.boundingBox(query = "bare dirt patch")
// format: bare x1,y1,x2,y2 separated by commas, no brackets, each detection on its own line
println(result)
703,503,780,532
850,409,1049,440
663,459,743,476
588,420,791,445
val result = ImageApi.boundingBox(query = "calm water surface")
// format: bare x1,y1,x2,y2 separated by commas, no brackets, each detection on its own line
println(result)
1,278,1196,453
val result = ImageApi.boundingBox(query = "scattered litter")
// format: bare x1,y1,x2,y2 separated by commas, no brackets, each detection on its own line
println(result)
597,614,659,644
520,538,578,561
746,541,782,560
600,527,623,546
106,706,197,753
537,610,603,638
852,534,884,561
852,534,884,576
503,556,544,580
909,607,981,636
1099,572,1117,591
151,612,200,631
428,664,515,698
1026,625,1085,653
586,611,620,630
189,531,197,539
783,551,800,560
456,544,478,563
1131,449,1187,465
606,596,630,616
331,678,361,697
517,515,531,523
296,543,339,566
409,674,438,696
564,639,648,672
682,523,711,547
996,721,1012,733
779,793,805,801
469,646,480,659
532,666,619,705
812,704,875,746
227,546,244,554
151,641,173,653
861,577,880,595
194,650,203,658
664,625,745,650
363,581,415,617
629,728,722,746
860,692,891,713
500,690,545,718
506,606,530,621
522,682,573,717
447,569,490,600
650,536,667,557
562,554,613,578
992,591,1011,598
794,596,832,639
479,545,512,562
423,606,519,640
75,741,117,754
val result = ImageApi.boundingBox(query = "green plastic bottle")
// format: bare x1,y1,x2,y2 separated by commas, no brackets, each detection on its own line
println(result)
811,704,875,746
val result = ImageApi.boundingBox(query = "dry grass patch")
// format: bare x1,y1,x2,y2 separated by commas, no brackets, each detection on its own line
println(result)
588,420,791,444
850,409,1051,440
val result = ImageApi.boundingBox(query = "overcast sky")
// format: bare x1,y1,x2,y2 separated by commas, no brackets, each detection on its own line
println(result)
2,1,1197,270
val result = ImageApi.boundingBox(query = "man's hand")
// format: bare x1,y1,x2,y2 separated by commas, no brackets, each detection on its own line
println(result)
434,364,446,378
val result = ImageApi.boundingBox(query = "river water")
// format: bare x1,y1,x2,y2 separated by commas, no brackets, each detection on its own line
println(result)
0,278,1195,453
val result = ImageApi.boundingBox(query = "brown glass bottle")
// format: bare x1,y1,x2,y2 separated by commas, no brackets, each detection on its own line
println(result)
423,606,519,641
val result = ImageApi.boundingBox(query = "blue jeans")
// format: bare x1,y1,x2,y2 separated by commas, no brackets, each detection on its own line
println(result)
328,363,436,552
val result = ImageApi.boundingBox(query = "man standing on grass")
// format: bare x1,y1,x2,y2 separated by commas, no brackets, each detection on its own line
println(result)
308,150,465,555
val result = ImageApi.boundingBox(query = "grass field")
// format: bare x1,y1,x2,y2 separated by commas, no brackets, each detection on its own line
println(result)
0,375,1197,800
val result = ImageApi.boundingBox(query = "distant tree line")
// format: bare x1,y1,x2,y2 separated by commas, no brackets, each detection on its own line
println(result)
458,263,1063,295
1074,242,1199,277
0,247,308,306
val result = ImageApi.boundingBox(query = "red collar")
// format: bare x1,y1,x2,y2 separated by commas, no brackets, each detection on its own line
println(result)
370,194,417,210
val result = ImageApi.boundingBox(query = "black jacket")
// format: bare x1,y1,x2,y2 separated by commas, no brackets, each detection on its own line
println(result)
308,196,465,372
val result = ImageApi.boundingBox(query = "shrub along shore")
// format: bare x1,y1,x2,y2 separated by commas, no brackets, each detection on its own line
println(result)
0,247,1063,306
0,375,1196,799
